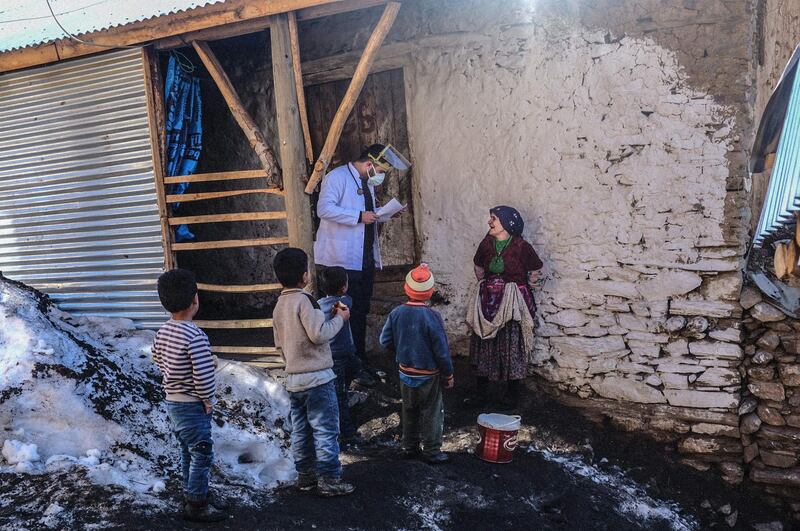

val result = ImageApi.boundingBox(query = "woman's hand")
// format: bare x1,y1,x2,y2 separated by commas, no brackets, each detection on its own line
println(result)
474,265,485,281
527,269,544,288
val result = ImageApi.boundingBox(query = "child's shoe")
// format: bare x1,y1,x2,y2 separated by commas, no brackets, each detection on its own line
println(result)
316,476,355,497
183,498,229,522
398,447,420,459
424,452,450,465
296,472,317,492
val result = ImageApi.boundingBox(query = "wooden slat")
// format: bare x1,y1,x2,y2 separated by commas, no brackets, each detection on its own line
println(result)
195,319,273,329
168,211,287,225
0,0,343,74
198,282,282,292
163,170,269,184
193,40,282,187
302,41,412,86
305,2,401,193
141,46,175,270
212,346,280,354
155,0,388,50
296,0,389,20
172,237,290,251
288,11,314,165
166,188,283,203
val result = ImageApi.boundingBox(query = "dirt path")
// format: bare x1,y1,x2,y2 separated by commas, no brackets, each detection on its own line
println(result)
4,356,792,530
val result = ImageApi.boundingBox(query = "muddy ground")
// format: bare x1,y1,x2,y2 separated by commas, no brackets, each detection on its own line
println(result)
2,354,794,530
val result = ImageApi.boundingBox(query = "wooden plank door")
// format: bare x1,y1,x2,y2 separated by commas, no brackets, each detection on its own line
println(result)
305,68,416,267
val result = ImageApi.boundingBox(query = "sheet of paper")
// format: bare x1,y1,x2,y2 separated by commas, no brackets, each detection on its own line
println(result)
375,197,405,222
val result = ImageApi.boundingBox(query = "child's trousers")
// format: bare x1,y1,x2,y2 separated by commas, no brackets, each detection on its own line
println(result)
166,401,213,503
289,380,342,479
400,377,444,457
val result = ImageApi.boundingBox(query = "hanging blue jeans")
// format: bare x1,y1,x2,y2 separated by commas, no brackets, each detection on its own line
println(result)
166,401,213,503
289,381,342,480
164,54,202,242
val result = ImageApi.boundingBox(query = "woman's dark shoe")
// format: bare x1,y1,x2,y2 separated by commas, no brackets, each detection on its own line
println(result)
463,395,488,408
183,499,229,522
353,370,377,388
425,452,451,465
317,477,355,497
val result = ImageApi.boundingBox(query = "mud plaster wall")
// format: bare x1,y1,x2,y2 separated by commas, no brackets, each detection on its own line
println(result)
301,0,756,481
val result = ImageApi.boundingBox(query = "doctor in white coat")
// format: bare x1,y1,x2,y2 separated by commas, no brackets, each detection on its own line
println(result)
314,144,409,382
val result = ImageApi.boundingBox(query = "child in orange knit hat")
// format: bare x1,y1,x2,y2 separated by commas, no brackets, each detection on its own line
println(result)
379,263,454,464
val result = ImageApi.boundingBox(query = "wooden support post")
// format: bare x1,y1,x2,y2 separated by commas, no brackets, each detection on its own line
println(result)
304,1,401,194
192,40,282,187
288,11,314,165
271,12,317,289
141,46,175,270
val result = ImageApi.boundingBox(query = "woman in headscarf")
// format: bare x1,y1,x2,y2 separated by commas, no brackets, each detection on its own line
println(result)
466,206,543,409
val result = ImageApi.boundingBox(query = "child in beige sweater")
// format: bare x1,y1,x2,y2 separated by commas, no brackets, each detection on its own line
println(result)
272,247,355,497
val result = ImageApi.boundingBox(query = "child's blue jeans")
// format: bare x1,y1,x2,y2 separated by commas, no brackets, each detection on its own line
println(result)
289,380,342,479
166,401,213,503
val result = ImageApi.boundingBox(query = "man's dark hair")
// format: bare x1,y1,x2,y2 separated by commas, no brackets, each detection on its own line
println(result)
157,268,197,313
356,143,386,162
273,247,308,287
320,266,348,296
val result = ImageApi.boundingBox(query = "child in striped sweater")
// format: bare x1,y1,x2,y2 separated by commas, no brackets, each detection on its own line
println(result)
152,268,228,523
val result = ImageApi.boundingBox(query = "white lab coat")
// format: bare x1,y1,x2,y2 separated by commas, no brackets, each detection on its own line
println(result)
314,163,382,271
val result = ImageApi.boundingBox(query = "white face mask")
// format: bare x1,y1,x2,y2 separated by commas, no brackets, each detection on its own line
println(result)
367,167,386,186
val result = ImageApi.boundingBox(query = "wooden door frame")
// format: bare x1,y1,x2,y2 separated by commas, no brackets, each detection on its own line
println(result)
301,54,422,264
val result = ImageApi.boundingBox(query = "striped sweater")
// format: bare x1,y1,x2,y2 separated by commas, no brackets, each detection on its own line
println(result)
151,319,216,403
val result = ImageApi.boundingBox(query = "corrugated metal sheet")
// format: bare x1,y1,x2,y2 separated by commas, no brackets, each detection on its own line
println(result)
0,48,168,328
0,0,226,53
753,52,800,249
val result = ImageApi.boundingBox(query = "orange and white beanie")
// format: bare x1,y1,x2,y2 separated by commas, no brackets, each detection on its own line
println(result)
405,263,435,301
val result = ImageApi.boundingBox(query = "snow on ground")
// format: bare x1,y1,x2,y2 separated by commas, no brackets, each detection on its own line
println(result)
527,445,699,531
0,276,294,523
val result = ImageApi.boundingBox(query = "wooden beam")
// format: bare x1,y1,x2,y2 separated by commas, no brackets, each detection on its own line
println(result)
304,2,401,193
172,237,290,251
192,40,282,187
301,40,412,86
296,0,389,20
194,319,273,329
168,211,287,225
166,188,283,203
155,0,389,51
271,12,317,289
0,0,343,74
212,346,280,354
288,11,314,165
163,169,269,184
141,46,175,271
198,283,282,292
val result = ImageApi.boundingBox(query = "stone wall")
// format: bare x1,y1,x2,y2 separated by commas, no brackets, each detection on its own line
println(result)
739,287,800,514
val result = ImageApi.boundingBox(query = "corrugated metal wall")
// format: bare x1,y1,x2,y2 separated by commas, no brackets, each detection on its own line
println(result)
0,49,168,328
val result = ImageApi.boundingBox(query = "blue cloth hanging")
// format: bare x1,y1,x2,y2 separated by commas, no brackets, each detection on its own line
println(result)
164,54,203,242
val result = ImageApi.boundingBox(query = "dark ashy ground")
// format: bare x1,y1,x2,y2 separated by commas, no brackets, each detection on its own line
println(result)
2,354,793,531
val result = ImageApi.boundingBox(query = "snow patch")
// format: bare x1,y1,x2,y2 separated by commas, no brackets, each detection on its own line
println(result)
0,276,294,511
529,446,698,530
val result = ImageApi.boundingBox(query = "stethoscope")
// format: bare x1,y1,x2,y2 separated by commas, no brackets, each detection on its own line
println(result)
347,164,366,196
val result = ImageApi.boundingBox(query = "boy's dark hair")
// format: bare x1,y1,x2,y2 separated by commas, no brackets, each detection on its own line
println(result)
273,247,308,287
157,268,197,313
320,266,348,296
356,143,386,162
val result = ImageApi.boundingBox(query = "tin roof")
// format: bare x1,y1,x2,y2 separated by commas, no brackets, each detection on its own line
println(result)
0,0,226,53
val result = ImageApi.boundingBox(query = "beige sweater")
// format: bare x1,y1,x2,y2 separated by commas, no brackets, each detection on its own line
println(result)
273,288,344,374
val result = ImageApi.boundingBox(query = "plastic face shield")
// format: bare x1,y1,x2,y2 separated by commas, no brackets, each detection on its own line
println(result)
370,144,411,171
